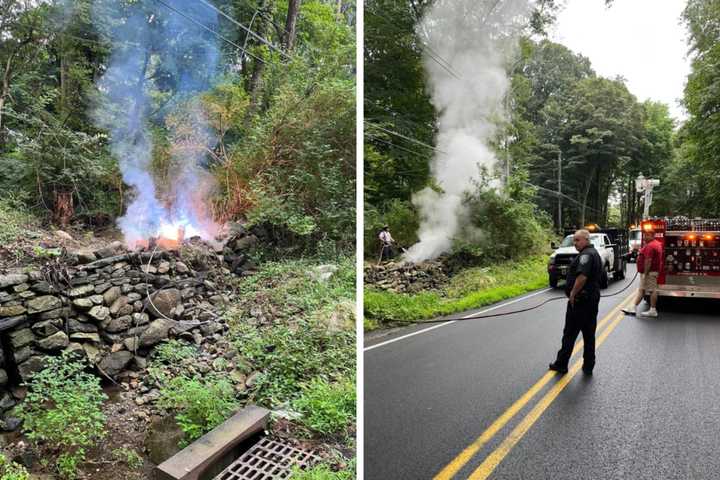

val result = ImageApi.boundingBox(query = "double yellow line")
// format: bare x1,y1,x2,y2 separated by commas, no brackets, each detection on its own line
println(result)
434,292,636,480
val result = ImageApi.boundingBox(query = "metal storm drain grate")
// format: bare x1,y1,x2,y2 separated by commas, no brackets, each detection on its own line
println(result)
214,436,322,480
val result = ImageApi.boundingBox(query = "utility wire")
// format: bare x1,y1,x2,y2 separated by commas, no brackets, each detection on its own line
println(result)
364,132,430,158
365,9,462,80
153,0,266,65
365,121,444,154
195,0,291,60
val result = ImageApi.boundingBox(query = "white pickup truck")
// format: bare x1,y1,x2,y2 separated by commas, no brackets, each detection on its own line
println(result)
547,232,627,289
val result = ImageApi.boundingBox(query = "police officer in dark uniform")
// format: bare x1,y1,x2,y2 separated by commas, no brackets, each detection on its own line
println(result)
549,229,603,375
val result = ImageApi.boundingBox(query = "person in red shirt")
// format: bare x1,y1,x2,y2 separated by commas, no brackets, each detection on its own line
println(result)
623,231,663,317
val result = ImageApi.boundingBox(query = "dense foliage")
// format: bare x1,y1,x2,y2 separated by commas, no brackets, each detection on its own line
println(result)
0,0,355,253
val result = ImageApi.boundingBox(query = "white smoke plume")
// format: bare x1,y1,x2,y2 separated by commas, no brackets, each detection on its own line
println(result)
404,0,531,262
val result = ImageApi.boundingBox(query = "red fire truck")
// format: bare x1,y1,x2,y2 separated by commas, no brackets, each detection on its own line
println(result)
640,217,720,298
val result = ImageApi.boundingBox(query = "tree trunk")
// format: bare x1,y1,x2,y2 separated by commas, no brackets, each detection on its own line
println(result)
53,189,74,227
0,53,14,140
283,0,301,52
580,165,596,227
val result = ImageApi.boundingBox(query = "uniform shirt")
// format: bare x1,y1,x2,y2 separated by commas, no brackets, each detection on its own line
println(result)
565,245,603,297
379,230,394,244
638,239,662,272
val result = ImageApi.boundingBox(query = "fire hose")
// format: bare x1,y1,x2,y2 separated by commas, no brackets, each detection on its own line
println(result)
390,268,640,325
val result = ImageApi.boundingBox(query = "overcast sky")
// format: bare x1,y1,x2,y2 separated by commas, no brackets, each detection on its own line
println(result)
550,0,691,123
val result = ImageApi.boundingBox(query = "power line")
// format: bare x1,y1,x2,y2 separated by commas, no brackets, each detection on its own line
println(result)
195,0,290,60
153,0,266,65
365,121,444,154
528,182,604,214
365,9,462,80
364,132,430,158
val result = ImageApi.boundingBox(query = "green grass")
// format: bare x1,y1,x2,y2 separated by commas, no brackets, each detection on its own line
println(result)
292,377,356,437
0,195,35,244
364,256,549,326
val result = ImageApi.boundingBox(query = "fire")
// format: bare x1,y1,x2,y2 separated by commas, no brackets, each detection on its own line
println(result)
134,222,203,251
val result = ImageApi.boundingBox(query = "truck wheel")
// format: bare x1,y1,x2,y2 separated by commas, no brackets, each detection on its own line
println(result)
600,265,609,289
616,259,626,280
549,275,559,289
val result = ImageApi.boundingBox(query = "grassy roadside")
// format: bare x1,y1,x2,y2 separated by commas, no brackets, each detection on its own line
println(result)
364,256,549,328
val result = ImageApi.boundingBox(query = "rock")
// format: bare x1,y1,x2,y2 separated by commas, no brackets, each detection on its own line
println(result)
145,415,185,464
310,264,338,282
64,342,85,357
0,393,16,413
109,296,130,315
98,351,133,377
102,315,133,333
53,230,73,240
132,312,150,326
94,282,111,294
39,306,71,320
246,371,261,388
18,356,48,380
82,343,100,362
13,346,33,364
0,315,27,331
123,337,140,351
1,416,22,432
88,305,110,321
66,284,96,298
138,319,176,347
175,262,189,273
0,274,29,288
36,331,69,351
117,304,134,316
26,295,62,314
134,356,147,369
89,294,104,305
0,369,7,386
157,261,171,274
69,332,101,343
103,286,122,306
67,318,98,334
31,281,55,294
0,305,26,317
72,298,94,309
76,249,97,263
145,289,181,319
31,319,62,337
12,283,29,292
10,328,35,349
232,235,258,251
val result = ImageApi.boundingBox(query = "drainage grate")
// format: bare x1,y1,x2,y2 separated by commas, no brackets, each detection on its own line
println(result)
214,436,321,480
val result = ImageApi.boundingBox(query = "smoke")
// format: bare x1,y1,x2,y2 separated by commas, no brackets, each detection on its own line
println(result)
404,0,531,262
91,0,222,246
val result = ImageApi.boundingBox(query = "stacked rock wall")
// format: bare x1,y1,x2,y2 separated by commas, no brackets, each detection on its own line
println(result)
0,242,243,427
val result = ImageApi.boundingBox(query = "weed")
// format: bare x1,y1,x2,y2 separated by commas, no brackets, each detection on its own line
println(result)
0,194,34,245
112,447,144,469
289,460,355,480
0,453,30,480
230,319,355,405
152,339,197,363
157,374,238,446
292,377,355,437
16,353,107,479
32,245,61,259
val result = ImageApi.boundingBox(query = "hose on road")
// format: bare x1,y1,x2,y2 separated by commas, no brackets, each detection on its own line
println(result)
391,268,640,325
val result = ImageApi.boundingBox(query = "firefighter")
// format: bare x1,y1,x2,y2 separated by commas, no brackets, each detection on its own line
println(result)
378,225,395,261
549,229,603,375
622,231,662,317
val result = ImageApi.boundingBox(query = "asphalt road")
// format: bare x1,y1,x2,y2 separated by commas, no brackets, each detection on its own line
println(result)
364,264,720,479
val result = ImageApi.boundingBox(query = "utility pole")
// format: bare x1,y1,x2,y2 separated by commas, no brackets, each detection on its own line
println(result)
557,150,562,233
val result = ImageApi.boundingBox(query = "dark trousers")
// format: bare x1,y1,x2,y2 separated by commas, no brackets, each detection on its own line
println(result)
380,244,394,261
554,294,599,370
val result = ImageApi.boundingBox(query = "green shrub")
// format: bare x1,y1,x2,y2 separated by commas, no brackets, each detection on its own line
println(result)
230,319,355,406
0,193,35,244
17,353,107,479
157,374,238,446
292,377,355,437
111,447,144,469
0,453,31,480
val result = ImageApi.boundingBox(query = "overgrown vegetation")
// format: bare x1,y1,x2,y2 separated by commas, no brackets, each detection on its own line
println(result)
292,377,355,437
157,374,238,446
16,354,107,479
365,256,548,325
290,461,356,480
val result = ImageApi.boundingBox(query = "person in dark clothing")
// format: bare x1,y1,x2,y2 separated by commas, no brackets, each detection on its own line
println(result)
549,229,603,375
